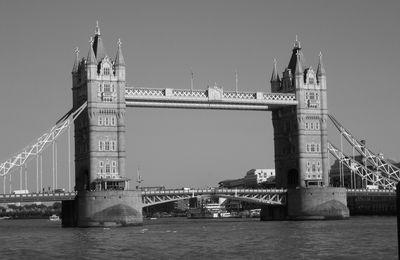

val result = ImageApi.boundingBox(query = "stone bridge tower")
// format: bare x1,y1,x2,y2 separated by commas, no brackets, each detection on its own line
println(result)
72,23,127,192
64,24,143,227
268,38,349,220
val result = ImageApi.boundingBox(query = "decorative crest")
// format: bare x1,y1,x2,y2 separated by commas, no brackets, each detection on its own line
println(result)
95,21,101,35
294,35,301,48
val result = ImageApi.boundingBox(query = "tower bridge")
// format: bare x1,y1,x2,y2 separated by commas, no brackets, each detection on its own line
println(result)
1,24,399,226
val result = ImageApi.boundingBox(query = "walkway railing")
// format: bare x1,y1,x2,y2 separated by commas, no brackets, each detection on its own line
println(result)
125,87,297,111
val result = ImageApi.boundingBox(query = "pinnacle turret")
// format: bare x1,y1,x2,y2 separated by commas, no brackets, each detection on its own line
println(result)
295,51,303,75
316,51,326,77
114,38,125,66
72,47,80,72
87,37,97,65
270,58,280,82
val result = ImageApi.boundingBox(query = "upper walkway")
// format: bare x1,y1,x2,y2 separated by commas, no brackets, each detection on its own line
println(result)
125,87,297,111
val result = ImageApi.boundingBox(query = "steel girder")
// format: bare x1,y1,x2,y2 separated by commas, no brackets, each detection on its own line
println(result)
142,188,287,206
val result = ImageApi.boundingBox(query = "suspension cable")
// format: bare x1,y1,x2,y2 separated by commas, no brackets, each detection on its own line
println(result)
0,102,87,178
328,113,400,186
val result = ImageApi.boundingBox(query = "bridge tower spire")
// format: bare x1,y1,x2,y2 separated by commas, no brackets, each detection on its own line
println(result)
268,38,348,220
64,23,142,227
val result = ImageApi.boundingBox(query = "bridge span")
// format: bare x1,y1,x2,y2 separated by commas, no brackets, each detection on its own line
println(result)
1,189,394,206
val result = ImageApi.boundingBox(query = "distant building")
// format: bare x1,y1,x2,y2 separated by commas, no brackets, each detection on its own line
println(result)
244,169,276,186
219,169,275,188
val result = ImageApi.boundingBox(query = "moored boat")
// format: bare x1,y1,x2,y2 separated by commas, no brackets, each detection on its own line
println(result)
49,214,60,221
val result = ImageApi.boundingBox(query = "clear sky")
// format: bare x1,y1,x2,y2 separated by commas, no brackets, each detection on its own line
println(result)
0,0,399,191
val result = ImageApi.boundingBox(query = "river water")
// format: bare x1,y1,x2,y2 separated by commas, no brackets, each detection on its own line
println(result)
0,216,397,259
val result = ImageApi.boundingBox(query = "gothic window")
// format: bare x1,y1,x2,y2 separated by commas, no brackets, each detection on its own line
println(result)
310,144,315,152
105,117,109,126
105,141,110,151
99,141,104,151
310,122,314,130
111,141,116,151
104,67,110,76
99,161,104,174
111,84,115,92
305,91,320,108
305,122,309,129
104,84,111,93
105,163,110,173
312,163,316,172
98,116,103,126
111,116,116,126
315,122,320,130
309,77,314,84
317,161,321,172
111,161,117,174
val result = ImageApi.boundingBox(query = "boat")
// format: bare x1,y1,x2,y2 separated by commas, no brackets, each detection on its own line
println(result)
187,208,214,219
49,214,60,221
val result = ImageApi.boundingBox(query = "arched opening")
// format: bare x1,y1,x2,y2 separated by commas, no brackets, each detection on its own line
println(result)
287,168,299,187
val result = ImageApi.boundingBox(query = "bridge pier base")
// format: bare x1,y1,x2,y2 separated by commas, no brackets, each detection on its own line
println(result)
260,205,287,220
287,187,349,220
62,190,143,227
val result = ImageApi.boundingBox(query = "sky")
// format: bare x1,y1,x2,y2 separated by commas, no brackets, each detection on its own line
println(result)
0,0,399,191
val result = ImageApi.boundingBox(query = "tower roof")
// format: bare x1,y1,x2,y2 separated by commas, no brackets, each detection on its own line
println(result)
288,36,306,74
114,38,126,66
270,58,280,82
316,51,326,77
92,21,107,62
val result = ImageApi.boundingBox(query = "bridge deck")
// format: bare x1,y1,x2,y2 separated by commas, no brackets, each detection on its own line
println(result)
0,189,393,204
125,87,297,111
0,192,77,203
